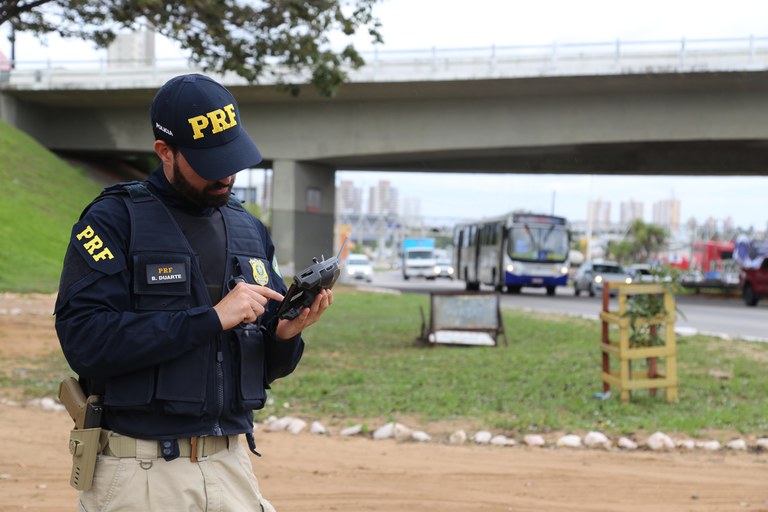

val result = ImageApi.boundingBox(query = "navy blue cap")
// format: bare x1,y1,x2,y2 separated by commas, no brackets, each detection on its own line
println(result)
150,74,262,181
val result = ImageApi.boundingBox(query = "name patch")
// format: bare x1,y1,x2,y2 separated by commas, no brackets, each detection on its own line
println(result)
146,263,187,284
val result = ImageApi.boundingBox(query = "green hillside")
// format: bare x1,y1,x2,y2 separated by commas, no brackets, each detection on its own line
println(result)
0,120,103,292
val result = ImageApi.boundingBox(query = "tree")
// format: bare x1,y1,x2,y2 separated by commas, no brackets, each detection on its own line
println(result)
0,0,383,97
608,219,669,264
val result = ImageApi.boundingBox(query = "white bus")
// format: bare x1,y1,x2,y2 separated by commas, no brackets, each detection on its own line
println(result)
453,213,571,295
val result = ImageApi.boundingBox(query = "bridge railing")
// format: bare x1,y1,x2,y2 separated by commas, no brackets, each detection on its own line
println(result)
2,35,768,90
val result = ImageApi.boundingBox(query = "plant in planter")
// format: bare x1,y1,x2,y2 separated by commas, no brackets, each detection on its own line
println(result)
620,265,685,389
624,291,667,348
622,265,685,347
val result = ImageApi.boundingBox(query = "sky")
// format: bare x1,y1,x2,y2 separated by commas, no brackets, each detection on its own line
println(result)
2,0,768,230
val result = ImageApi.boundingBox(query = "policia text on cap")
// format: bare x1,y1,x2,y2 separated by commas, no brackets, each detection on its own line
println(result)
54,74,333,511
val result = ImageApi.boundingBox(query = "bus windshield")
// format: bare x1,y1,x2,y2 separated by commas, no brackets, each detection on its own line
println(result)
508,224,569,262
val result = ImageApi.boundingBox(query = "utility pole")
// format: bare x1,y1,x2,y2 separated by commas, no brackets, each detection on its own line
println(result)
10,22,16,69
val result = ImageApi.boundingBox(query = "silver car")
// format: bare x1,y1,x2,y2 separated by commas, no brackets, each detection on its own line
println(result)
573,260,632,297
343,254,374,283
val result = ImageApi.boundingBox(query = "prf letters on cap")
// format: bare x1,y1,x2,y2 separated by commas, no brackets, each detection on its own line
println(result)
188,104,237,140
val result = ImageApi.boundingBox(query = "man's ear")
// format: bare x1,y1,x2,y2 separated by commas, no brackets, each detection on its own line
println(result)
153,140,174,165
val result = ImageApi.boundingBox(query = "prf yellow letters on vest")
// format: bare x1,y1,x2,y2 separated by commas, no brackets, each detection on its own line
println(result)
76,225,115,262
188,103,237,140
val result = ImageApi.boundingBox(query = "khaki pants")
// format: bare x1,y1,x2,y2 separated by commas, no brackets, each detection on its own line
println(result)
77,435,276,512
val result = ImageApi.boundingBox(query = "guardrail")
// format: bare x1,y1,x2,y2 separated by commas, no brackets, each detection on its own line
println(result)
2,35,768,90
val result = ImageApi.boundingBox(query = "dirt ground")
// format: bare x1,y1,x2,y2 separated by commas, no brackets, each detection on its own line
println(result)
1,292,767,512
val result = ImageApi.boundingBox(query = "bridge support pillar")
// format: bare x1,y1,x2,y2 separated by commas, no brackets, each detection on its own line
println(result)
270,160,336,277
0,91,19,126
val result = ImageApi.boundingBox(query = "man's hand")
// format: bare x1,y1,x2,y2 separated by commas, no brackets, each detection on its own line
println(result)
276,288,333,340
214,282,284,330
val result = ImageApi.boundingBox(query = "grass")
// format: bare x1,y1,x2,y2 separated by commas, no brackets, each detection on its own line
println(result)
5,284,766,440
0,349,72,399
0,120,103,292
3,286,766,440
254,286,768,439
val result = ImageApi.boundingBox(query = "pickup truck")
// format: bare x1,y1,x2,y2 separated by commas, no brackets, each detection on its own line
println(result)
739,257,768,306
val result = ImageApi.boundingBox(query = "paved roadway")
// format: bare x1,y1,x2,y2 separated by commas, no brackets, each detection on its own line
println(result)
351,270,768,343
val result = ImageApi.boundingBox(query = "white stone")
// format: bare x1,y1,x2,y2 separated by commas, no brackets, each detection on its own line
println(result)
266,416,294,432
373,422,410,440
726,439,747,451
448,430,467,445
39,397,66,412
411,431,432,442
756,438,768,450
394,423,413,442
698,440,721,451
372,422,394,440
646,432,674,451
617,437,638,450
583,431,611,449
524,434,546,447
309,421,326,435
556,434,582,448
286,418,307,435
490,435,516,446
0,473,11,480
473,430,492,444
339,424,363,437
676,439,695,450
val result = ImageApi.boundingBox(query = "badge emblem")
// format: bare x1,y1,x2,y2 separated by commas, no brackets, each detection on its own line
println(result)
250,258,269,286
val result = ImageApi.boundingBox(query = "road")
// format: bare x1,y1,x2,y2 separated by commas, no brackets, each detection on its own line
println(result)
355,270,768,343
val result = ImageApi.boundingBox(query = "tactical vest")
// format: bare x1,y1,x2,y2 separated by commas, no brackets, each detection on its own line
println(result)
88,182,282,437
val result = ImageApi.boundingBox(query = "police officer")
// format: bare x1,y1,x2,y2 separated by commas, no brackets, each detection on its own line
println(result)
54,73,332,511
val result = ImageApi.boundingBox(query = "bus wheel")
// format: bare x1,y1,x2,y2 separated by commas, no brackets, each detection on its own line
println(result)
466,282,480,291
546,286,556,296
506,286,521,294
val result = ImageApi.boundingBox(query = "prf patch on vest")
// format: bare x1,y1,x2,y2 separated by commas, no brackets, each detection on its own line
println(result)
71,220,124,275
250,258,269,286
76,224,114,261
146,263,188,284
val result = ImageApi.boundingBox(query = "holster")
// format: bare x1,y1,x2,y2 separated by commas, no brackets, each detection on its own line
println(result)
68,427,102,491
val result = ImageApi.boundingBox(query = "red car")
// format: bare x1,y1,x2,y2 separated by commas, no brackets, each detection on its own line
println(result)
739,257,768,306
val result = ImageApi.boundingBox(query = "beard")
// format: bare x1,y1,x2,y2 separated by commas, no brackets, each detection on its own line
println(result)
172,159,233,207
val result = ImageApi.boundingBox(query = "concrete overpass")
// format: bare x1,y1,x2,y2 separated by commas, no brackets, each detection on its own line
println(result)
2,37,768,271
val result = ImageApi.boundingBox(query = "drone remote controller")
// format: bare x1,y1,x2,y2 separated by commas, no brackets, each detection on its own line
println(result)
277,239,347,320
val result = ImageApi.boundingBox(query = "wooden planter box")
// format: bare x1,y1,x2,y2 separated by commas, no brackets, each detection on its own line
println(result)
598,283,678,403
